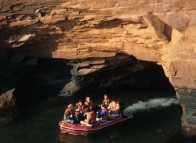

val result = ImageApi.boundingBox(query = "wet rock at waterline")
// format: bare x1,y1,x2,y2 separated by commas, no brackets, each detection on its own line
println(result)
176,88,196,136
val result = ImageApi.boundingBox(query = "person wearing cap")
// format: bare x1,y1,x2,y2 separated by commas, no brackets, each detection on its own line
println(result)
102,94,110,108
84,97,93,110
64,104,77,124
107,98,120,118
74,99,85,122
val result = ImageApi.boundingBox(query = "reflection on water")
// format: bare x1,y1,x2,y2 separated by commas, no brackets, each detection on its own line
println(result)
0,90,183,143
59,126,123,143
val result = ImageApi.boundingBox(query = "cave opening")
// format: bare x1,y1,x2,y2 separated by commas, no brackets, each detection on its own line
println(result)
75,54,176,102
13,53,178,107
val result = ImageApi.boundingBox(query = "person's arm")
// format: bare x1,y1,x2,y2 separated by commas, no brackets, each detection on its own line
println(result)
78,105,84,113
64,111,69,120
64,111,66,120
108,104,111,110
65,111,73,119
84,101,88,107
74,103,78,111
86,113,90,124
75,104,81,112
107,104,112,113
116,103,120,110
106,100,110,107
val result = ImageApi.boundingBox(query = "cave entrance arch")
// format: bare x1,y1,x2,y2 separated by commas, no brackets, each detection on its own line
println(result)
75,53,175,99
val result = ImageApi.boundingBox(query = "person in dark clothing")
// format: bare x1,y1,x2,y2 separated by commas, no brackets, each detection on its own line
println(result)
74,99,85,122
84,97,93,111
97,104,109,121
64,104,77,124
80,107,97,127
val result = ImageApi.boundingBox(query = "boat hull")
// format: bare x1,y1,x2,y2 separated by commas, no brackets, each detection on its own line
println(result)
59,113,133,135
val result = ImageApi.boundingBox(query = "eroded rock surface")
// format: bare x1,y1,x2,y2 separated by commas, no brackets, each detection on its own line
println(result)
164,25,196,136
0,89,15,111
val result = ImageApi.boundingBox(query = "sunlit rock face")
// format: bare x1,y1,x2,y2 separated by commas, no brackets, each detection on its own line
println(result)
166,25,196,136
0,0,196,136
0,0,167,62
0,89,15,111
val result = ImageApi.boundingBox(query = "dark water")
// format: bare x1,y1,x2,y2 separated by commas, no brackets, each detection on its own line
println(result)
0,90,185,143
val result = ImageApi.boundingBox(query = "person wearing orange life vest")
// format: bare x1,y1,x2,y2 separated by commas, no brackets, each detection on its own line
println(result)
75,99,84,113
84,97,93,110
80,107,97,127
102,94,110,108
64,104,77,124
107,98,120,118
74,99,85,122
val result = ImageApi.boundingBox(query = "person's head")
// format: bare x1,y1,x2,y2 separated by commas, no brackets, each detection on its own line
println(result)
90,106,96,112
101,104,106,110
78,99,83,105
85,97,90,102
111,98,116,105
67,104,74,110
111,98,116,102
83,108,89,113
104,94,108,99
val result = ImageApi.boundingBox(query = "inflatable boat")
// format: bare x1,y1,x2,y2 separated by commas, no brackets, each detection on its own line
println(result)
59,113,133,135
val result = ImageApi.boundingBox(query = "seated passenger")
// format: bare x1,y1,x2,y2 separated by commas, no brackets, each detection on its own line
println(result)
107,98,120,118
75,99,84,113
74,99,85,122
64,104,77,124
102,94,110,108
80,107,97,127
84,97,93,111
97,104,109,122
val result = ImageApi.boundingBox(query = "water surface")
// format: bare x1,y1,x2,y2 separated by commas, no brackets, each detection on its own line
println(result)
0,90,183,143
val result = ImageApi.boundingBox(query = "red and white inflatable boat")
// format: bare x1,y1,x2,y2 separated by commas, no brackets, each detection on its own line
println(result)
59,113,133,135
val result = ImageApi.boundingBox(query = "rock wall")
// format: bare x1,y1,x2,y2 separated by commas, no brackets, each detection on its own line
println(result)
0,89,15,111
0,0,196,136
164,25,196,136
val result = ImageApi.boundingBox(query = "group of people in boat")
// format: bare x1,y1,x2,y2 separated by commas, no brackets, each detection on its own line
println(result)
63,94,121,127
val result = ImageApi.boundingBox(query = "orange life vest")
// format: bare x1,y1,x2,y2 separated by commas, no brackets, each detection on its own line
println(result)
84,100,93,109
75,103,84,113
87,111,96,125
108,101,120,114
103,98,110,107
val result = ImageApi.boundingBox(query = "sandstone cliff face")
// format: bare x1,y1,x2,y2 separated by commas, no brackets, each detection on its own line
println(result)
0,0,196,136
164,25,196,136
